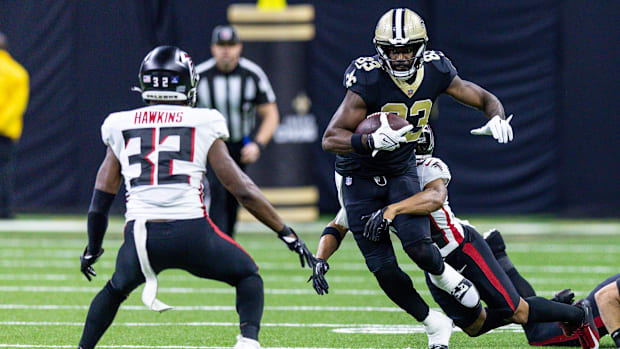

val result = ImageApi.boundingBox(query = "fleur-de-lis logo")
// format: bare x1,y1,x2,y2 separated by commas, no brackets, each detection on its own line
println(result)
345,69,357,88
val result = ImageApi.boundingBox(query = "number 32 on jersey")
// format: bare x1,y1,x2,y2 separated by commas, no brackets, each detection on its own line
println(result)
381,99,432,142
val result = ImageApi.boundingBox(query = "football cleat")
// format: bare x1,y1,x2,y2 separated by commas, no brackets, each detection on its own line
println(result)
575,300,600,349
559,299,599,349
451,278,480,308
483,229,506,257
552,288,575,305
424,309,453,349
233,335,260,349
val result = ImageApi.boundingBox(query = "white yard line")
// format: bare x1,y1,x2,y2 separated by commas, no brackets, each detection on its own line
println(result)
0,304,405,312
0,258,616,274
0,273,604,286
0,345,384,349
0,285,585,298
3,243,620,255
0,321,524,333
0,219,618,235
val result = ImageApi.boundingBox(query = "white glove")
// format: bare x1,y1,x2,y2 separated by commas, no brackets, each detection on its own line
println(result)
470,115,514,143
369,113,413,157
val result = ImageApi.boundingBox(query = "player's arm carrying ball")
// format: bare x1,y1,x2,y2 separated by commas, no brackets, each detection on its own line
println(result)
208,138,315,269
322,91,411,155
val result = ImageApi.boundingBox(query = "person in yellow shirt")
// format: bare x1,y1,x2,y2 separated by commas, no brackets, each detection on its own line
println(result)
0,32,29,218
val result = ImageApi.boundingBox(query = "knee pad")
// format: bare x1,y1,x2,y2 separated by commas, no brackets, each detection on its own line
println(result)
403,238,444,275
373,262,403,283
105,280,129,302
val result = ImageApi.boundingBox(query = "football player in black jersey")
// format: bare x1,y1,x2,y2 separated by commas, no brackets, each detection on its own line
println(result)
321,8,513,349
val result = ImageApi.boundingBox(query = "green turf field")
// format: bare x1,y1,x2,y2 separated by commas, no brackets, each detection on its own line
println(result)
0,216,619,348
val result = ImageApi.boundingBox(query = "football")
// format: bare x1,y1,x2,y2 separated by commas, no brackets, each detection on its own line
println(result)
354,112,410,134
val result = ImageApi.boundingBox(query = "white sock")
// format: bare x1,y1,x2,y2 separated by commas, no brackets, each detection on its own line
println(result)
429,263,463,293
423,309,453,346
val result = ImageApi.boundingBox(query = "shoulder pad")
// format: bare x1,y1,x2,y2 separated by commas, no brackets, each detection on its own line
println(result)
423,50,457,74
421,157,451,186
343,56,383,89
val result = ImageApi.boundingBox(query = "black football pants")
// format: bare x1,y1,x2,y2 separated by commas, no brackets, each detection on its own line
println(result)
79,217,263,348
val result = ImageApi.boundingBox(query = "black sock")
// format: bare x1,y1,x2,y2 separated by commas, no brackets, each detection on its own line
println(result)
79,281,126,349
526,296,583,324
477,307,509,335
611,328,620,348
505,267,536,298
374,263,429,321
236,273,264,340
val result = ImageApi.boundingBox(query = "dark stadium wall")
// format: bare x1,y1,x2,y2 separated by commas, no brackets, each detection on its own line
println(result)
1,0,618,216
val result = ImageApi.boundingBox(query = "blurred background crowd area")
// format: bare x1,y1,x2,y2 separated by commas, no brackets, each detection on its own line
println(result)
0,0,618,219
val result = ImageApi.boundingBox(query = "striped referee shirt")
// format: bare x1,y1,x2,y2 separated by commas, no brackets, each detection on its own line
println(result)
195,57,276,143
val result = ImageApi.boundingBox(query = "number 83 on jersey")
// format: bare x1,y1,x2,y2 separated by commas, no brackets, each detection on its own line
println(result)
381,99,432,142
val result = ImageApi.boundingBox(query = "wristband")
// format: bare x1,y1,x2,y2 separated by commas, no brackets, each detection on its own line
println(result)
254,140,266,152
321,226,343,245
351,134,370,154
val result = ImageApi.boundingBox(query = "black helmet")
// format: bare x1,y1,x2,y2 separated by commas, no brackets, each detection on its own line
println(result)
136,45,199,106
415,125,434,159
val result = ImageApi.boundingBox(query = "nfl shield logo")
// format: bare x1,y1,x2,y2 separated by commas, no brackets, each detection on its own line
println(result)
171,76,179,84
345,177,352,186
407,89,414,97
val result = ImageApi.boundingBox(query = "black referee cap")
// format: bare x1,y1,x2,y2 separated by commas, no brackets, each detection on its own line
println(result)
212,25,240,45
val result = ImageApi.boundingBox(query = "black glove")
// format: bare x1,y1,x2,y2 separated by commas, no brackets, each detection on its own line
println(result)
80,246,104,281
361,207,391,242
278,225,316,269
308,258,330,295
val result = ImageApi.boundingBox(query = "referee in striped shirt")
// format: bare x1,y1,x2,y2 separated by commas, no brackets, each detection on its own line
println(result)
196,25,280,238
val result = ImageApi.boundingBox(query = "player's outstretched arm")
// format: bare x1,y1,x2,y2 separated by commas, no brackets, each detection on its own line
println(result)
322,90,368,154
445,76,505,120
81,147,122,281
445,76,513,143
208,139,315,268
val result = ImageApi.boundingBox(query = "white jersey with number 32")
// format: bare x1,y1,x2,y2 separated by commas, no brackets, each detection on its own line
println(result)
101,104,229,221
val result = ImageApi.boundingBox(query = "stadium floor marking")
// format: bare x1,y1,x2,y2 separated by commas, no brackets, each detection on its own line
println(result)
0,346,384,349
3,242,620,254
0,304,405,312
0,321,524,334
0,285,581,298
0,219,619,235
0,259,616,274
0,273,605,286
0,345,383,349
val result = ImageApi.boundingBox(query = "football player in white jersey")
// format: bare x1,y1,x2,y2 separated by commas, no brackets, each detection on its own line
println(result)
311,126,599,349
77,46,314,349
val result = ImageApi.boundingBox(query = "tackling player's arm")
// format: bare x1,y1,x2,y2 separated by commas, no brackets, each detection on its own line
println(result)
362,178,446,242
383,178,446,219
311,220,348,295
321,90,369,154
81,147,122,281
208,138,315,268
